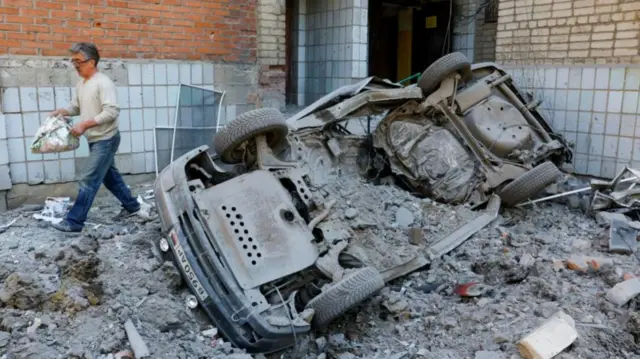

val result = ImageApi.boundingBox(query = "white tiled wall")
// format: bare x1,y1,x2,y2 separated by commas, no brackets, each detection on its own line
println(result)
452,0,476,61
292,0,369,105
0,62,218,185
505,65,640,179
0,111,10,190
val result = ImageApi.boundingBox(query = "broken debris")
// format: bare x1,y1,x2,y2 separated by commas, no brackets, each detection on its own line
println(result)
605,277,640,306
0,218,17,234
124,319,150,358
517,310,578,359
454,282,489,297
32,197,71,224
608,219,639,254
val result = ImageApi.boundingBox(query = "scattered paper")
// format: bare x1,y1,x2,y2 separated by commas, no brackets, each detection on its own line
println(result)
33,197,71,224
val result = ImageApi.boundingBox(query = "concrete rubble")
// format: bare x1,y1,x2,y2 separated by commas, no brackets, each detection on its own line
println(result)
0,167,639,358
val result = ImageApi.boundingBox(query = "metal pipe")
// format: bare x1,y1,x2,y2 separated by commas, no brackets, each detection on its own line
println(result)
438,103,493,171
488,73,511,88
516,175,640,207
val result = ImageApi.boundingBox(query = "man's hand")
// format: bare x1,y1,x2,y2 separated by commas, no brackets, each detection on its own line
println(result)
49,109,70,118
70,119,99,137
70,122,87,137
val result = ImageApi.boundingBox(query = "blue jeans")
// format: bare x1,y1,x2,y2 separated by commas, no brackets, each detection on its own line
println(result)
65,132,140,229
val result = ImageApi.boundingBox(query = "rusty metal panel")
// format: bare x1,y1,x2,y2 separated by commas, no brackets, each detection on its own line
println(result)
192,170,318,290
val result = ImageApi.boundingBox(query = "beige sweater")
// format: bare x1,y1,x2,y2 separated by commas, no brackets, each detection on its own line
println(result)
66,72,120,143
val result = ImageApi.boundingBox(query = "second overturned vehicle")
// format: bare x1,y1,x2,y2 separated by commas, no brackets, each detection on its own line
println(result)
153,52,573,354
290,52,573,207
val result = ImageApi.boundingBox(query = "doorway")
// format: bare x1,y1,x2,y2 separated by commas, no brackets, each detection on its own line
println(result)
368,0,454,83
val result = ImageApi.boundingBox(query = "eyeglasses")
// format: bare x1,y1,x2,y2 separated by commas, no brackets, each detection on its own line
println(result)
71,59,91,65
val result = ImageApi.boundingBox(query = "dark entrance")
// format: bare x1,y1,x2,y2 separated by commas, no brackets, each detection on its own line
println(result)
368,0,454,83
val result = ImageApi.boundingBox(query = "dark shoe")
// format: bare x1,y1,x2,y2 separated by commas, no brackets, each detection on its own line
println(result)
111,208,130,222
51,220,82,233
112,206,153,222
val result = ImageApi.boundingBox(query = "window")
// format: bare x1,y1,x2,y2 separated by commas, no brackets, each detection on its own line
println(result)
484,0,498,23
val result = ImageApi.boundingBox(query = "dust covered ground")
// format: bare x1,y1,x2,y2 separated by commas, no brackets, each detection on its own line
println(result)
1,175,639,359
0,184,256,359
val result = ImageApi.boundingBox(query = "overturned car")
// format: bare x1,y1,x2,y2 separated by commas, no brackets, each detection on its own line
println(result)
153,108,386,354
291,52,573,207
153,52,573,354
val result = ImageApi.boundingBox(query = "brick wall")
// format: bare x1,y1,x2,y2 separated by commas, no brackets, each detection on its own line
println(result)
474,0,498,62
493,0,640,180
0,0,258,63
495,0,640,65
257,0,286,108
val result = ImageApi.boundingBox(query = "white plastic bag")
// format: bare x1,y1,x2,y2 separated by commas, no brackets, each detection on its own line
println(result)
30,116,80,154
32,197,71,224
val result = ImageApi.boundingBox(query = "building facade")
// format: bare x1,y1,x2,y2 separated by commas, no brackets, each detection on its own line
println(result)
0,0,638,209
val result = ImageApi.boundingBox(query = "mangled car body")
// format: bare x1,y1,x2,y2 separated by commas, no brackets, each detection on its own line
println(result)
154,108,386,354
291,52,573,207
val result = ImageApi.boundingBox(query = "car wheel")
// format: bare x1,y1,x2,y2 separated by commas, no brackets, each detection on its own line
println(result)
417,52,472,94
306,267,384,329
213,108,289,164
497,161,562,207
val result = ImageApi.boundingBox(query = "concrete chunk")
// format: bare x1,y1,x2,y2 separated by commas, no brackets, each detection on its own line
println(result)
606,277,640,306
609,220,638,254
124,319,150,358
517,310,577,359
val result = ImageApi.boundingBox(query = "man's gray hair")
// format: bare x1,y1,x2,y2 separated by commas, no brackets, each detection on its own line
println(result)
69,42,100,65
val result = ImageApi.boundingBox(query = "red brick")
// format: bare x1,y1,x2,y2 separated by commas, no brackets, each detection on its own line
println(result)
0,23,21,31
3,40,23,48
66,35,92,43
3,0,28,7
51,26,76,35
35,1,63,10
67,20,92,27
23,41,50,48
52,41,72,50
107,0,128,7
7,15,35,23
0,8,20,15
94,21,117,29
42,49,63,56
50,10,77,18
0,0,257,62
64,4,92,12
20,8,49,17
9,47,39,55
118,23,141,31
23,25,50,32
92,6,118,14
36,17,64,26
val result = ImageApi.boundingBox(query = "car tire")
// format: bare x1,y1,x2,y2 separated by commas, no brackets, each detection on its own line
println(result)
497,161,562,207
417,52,472,94
213,108,289,164
306,267,385,329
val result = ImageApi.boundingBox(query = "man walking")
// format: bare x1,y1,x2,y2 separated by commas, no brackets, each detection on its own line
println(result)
49,42,149,232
